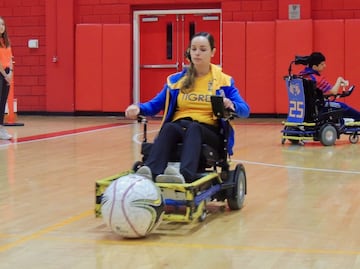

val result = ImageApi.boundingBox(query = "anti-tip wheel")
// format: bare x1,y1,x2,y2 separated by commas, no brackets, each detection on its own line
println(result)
349,133,359,144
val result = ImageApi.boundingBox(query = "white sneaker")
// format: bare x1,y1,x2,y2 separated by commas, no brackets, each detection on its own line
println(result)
0,126,12,140
156,165,185,183
343,118,355,124
135,165,152,180
164,165,181,176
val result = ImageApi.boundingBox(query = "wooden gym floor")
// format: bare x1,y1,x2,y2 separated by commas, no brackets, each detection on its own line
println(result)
1,115,360,269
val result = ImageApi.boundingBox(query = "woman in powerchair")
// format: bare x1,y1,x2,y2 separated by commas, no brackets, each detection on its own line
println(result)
125,32,250,183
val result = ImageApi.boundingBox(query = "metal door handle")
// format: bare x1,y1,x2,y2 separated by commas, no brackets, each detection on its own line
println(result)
182,62,190,69
141,63,178,69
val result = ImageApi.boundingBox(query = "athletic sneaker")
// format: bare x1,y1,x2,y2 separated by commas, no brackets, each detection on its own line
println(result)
0,126,12,140
136,165,152,180
156,165,185,183
343,118,355,124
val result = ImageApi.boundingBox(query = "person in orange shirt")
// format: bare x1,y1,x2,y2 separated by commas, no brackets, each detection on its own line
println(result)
0,16,13,140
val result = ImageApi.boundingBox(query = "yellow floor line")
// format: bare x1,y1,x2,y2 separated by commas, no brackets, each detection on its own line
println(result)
36,235,360,256
2,209,360,257
0,209,93,253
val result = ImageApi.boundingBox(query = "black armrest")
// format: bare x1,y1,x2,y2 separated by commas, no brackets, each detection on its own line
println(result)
211,95,237,119
339,85,355,97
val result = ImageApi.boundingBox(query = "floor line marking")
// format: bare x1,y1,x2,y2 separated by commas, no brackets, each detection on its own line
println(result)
0,209,93,253
132,131,360,175
0,123,132,149
35,235,360,256
235,159,360,174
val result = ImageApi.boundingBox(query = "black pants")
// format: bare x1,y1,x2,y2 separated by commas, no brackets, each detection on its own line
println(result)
144,119,221,182
0,73,10,125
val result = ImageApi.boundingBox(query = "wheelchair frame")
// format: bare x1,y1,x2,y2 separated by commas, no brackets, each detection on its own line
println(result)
95,96,247,223
281,56,360,146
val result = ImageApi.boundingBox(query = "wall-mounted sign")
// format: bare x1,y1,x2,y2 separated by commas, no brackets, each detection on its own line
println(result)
288,4,301,20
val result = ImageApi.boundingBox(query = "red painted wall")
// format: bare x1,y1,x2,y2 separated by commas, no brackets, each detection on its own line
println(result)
75,24,103,111
223,22,246,101
46,0,75,112
3,0,360,114
75,24,131,112
344,20,360,107
246,21,275,113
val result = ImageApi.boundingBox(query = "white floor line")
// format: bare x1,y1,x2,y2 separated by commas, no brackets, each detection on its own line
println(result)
234,160,360,175
132,130,360,175
0,124,131,148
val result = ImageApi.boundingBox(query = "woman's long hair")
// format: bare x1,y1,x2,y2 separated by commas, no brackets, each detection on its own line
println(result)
180,32,215,93
0,16,11,48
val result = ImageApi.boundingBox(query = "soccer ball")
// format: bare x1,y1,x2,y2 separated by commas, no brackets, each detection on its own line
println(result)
101,173,164,238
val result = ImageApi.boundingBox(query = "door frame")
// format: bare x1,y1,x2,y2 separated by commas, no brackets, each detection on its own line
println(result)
133,9,222,104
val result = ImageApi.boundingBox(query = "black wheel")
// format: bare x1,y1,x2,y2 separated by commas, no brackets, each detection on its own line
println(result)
319,124,337,146
349,133,359,144
132,161,143,172
227,164,246,210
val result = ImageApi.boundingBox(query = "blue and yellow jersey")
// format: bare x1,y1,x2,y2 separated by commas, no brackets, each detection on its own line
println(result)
138,64,250,155
172,71,217,126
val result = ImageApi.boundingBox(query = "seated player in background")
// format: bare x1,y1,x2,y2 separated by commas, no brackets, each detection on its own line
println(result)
299,51,360,121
